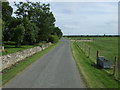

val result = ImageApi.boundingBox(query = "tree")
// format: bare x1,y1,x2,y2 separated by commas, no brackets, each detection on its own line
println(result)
2,1,13,41
23,17,39,44
13,24,25,47
2,1,63,45
52,27,63,39
37,5,56,42
2,2,13,22
14,2,57,42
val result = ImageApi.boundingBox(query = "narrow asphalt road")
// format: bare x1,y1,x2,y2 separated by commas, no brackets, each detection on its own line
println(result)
4,38,85,88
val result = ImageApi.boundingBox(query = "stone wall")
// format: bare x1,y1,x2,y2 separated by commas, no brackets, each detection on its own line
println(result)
0,43,51,70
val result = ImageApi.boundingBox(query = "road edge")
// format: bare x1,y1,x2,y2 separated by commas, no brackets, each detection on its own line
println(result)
70,41,88,88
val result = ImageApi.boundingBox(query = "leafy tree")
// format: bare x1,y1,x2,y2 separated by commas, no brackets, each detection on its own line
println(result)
13,24,25,47
2,20,5,40
2,2,13,22
37,4,56,42
2,1,63,45
2,2,13,41
22,17,38,44
14,2,57,42
52,27,63,39
28,2,56,42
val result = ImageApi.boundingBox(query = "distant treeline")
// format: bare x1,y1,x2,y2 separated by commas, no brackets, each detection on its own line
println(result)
2,1,63,47
63,35,120,38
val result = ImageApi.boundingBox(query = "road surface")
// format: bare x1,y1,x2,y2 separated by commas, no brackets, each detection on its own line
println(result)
3,39,85,88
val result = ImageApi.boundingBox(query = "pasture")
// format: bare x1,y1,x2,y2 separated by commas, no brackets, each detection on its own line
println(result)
70,37,119,88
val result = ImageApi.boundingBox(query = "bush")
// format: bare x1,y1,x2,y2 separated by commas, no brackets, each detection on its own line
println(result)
49,35,59,43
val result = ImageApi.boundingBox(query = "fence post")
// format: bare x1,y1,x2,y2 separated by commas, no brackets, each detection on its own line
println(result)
96,50,99,65
113,56,117,76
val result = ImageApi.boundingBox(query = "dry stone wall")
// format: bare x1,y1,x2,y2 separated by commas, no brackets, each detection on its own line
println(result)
0,43,51,70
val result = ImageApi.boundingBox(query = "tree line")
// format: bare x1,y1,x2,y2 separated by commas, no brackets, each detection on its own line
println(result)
2,1,63,47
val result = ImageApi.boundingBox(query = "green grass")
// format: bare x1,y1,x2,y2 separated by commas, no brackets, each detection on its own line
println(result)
71,41,119,88
2,41,48,56
1,41,61,86
77,37,118,61
2,44,36,56
74,37,119,78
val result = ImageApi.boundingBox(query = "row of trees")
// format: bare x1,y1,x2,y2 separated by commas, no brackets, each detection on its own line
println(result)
2,1,63,47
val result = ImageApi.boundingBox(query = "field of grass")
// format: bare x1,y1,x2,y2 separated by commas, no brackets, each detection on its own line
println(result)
74,37,118,77
2,41,48,56
1,41,61,86
71,37,119,88
2,45,35,56
69,36,118,41
76,37,117,61
2,41,37,56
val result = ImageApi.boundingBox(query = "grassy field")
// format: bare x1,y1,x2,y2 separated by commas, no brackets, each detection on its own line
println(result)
2,41,37,56
2,41,48,56
71,37,119,88
1,41,61,86
75,37,118,62
2,45,35,56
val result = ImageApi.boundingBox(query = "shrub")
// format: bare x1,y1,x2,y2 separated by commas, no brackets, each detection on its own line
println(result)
49,35,59,43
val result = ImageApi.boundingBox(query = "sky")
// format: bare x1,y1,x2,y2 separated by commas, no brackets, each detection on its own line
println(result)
9,0,118,35
50,2,118,35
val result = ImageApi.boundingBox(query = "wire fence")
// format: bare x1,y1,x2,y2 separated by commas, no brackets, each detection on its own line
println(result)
74,40,119,81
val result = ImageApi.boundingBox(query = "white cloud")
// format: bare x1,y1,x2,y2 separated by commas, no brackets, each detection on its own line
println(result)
50,2,118,35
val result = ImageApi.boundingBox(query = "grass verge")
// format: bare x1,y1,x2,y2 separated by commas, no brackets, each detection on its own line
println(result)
2,41,61,86
71,41,119,88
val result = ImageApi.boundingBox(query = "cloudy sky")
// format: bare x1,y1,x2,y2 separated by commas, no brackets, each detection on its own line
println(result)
49,2,118,35
9,1,118,35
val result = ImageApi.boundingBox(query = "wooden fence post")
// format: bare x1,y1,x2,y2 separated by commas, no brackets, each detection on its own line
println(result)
96,50,99,65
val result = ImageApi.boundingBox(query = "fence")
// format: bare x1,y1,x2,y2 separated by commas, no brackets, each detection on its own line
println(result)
74,40,119,81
